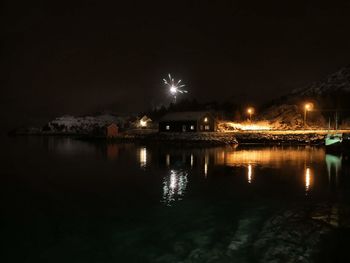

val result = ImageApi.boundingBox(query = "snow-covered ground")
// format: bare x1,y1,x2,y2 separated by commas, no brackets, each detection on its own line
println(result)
259,104,326,130
218,121,272,132
43,114,129,134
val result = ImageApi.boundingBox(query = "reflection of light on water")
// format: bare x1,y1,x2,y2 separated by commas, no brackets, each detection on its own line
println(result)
190,154,194,167
139,147,147,168
170,172,176,189
107,144,118,160
247,164,252,183
166,154,170,166
220,148,324,167
305,167,311,194
204,154,209,177
325,154,342,185
53,138,95,156
162,170,188,206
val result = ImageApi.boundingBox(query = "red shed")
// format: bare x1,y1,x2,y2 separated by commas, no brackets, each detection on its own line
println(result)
106,123,119,138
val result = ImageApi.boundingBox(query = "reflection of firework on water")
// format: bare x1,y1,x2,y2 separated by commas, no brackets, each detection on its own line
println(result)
162,169,188,206
163,73,187,103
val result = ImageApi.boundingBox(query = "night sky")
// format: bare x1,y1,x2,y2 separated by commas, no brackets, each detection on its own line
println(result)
2,0,350,128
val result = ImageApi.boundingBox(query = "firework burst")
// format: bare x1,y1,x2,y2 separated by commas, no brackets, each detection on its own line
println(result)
163,74,187,103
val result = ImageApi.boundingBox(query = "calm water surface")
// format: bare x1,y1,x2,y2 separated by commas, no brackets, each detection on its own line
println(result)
1,136,350,262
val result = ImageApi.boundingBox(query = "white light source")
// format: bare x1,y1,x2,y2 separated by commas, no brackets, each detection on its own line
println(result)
140,120,147,127
163,74,187,103
170,85,177,94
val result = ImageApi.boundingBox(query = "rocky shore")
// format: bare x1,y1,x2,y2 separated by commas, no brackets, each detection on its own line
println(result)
10,127,335,146
121,132,239,146
139,202,348,263
77,131,328,146
234,132,325,145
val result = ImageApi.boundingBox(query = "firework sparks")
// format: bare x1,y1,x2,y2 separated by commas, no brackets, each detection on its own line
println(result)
163,74,187,103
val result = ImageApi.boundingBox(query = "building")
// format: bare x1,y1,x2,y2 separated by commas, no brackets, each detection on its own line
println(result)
130,115,153,129
159,111,216,132
138,115,152,128
106,123,119,138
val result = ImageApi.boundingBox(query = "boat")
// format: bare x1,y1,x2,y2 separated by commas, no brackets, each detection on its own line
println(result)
325,113,350,153
325,132,343,152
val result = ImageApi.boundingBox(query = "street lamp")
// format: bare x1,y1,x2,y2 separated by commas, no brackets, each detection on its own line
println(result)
304,103,313,127
247,107,254,121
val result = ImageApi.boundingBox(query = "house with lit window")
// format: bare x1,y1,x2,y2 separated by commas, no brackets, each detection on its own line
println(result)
138,115,152,128
159,111,216,132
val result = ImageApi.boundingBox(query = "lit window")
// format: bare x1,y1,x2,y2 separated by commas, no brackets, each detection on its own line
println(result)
166,125,170,130
205,125,210,130
140,120,147,127
190,125,194,130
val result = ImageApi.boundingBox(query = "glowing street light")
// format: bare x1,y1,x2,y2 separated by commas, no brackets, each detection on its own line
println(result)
247,107,254,121
163,74,187,103
304,103,313,127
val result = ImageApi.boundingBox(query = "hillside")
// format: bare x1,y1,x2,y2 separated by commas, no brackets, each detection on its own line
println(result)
260,66,350,129
290,66,350,97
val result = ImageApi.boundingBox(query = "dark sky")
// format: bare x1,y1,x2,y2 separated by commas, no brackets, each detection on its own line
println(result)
2,0,350,128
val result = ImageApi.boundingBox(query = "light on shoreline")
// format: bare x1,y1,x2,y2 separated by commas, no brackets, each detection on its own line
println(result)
304,102,313,126
219,122,272,131
247,107,254,121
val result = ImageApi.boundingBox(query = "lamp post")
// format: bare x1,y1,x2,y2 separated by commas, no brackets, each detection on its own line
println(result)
304,103,313,127
247,107,254,122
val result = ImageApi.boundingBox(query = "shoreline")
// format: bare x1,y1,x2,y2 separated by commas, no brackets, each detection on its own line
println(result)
8,130,347,146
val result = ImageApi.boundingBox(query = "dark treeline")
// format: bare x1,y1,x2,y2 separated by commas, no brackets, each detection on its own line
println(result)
144,99,255,121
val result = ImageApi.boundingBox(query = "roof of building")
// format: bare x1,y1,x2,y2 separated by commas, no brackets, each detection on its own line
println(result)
160,111,212,121
140,115,152,122
106,123,118,128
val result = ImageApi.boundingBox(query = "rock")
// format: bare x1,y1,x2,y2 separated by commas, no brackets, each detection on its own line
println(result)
253,205,334,263
173,241,190,256
188,248,204,261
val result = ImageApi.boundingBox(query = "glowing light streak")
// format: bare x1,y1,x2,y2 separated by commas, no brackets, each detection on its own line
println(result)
139,147,147,168
204,154,209,177
219,122,272,131
305,167,311,194
248,164,252,183
163,73,188,102
166,154,170,166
